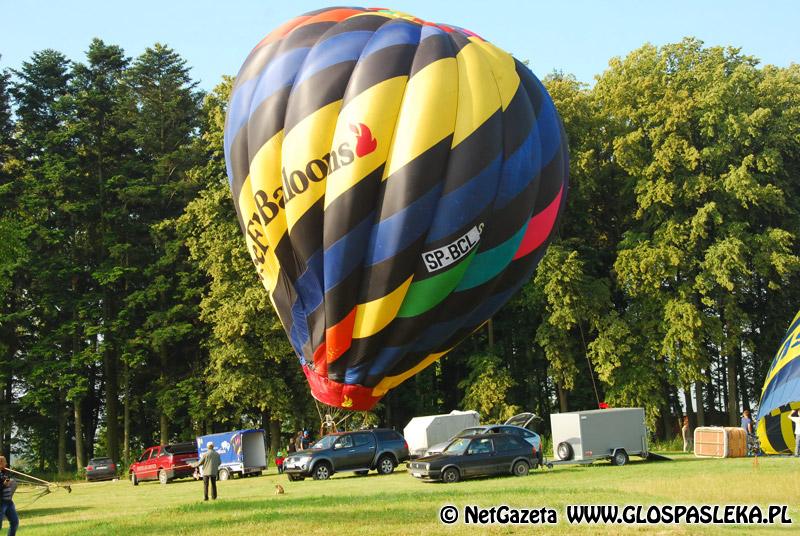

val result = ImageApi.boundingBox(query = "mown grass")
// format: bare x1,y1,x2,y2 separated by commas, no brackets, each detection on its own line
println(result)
13,453,799,535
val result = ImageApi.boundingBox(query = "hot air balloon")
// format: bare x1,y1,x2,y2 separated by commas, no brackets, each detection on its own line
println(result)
224,7,569,410
756,310,800,454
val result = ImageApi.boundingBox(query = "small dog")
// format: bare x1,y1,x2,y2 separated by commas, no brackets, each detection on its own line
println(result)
274,484,285,495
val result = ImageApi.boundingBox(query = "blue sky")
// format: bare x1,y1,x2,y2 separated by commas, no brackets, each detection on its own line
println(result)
1,1,798,90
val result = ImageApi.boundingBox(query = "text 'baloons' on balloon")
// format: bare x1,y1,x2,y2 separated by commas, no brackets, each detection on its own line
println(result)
224,6,569,410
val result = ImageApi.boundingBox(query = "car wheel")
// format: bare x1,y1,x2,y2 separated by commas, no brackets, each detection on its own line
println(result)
354,470,369,476
218,468,231,481
158,469,169,485
611,450,629,467
557,441,574,461
512,460,530,477
441,467,460,484
313,462,332,480
377,455,396,475
131,472,139,486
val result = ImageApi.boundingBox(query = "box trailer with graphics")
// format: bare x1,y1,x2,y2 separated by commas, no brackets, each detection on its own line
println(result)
196,429,268,479
549,408,648,466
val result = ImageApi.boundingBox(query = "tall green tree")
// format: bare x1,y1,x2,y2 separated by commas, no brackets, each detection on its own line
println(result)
123,43,203,447
10,49,78,471
68,38,134,467
0,62,28,459
594,39,800,429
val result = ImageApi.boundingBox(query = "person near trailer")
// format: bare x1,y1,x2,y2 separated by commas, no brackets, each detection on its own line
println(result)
681,415,692,453
0,456,19,536
789,409,800,457
191,442,221,501
294,431,304,452
741,409,754,435
275,451,285,474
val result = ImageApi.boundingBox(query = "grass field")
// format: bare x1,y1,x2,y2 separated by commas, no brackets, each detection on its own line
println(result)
12,453,799,535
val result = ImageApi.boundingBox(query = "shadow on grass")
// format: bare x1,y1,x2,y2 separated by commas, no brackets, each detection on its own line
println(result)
16,506,89,519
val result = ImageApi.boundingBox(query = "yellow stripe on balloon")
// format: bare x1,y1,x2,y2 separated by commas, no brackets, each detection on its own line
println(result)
756,421,773,453
324,76,408,207
249,130,288,247
452,42,502,148
372,347,454,397
237,174,281,293
352,276,413,339
383,58,458,178
780,411,796,453
470,38,520,111
281,101,343,232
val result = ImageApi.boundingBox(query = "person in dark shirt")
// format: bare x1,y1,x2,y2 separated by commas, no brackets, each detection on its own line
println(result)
0,456,18,536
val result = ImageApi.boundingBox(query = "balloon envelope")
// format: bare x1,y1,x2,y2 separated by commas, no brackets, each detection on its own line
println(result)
224,7,569,410
757,310,800,454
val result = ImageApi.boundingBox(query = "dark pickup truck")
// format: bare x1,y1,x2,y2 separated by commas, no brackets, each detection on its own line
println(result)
283,429,409,481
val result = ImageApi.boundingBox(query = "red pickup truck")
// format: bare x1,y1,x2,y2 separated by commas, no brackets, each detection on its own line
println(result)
130,442,198,485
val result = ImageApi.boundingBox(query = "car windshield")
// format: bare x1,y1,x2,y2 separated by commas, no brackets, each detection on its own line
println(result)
310,435,337,450
443,438,471,454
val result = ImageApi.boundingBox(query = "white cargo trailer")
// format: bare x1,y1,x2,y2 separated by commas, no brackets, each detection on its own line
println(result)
549,408,648,466
403,410,480,458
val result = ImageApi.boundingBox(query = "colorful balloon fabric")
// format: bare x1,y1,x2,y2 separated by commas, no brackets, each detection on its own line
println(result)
757,310,800,454
224,7,569,410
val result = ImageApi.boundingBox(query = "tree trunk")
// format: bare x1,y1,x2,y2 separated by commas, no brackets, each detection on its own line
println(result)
103,297,119,462
487,319,494,351
556,383,569,413
719,354,728,418
57,395,67,474
123,370,130,467
86,358,101,460
661,383,673,439
160,414,169,446
269,419,281,458
727,352,739,426
683,386,695,430
74,398,85,472
385,392,394,429
695,381,705,427
0,348,12,460
159,345,169,446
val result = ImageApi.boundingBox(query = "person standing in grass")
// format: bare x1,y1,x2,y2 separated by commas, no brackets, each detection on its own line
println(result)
741,409,754,435
681,416,692,452
191,442,221,501
789,409,800,457
275,451,285,474
0,456,18,536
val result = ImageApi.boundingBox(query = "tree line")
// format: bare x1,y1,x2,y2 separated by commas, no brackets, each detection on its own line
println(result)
0,37,798,474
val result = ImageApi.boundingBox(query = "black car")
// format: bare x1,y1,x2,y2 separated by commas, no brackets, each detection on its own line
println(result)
283,429,409,481
408,433,536,483
85,457,117,482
